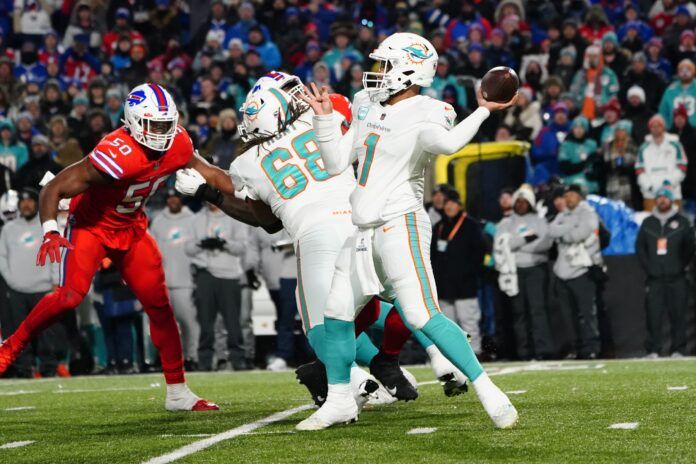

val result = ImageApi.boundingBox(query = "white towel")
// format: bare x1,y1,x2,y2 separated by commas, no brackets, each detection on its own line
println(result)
353,228,384,296
494,233,519,297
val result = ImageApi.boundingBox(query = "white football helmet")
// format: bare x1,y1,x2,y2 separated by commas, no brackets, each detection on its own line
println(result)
239,71,307,139
123,83,179,151
363,32,438,102
240,87,293,141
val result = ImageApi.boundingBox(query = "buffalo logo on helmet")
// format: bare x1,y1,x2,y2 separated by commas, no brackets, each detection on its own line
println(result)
401,43,434,64
127,89,147,106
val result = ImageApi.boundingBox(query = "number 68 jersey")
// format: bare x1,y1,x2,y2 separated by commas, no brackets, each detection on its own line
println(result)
69,125,193,249
230,109,356,239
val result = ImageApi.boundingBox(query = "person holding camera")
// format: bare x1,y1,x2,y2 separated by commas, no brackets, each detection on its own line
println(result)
186,203,248,371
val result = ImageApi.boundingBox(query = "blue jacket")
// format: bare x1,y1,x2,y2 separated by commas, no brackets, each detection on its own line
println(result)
249,41,281,71
530,121,570,184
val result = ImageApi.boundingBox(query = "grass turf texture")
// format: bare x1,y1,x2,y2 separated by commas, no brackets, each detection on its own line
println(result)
0,359,694,464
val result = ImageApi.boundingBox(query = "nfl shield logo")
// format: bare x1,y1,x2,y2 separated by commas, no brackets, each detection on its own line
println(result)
358,106,369,120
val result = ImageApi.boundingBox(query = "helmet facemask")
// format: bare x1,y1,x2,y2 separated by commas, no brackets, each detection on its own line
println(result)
130,114,177,151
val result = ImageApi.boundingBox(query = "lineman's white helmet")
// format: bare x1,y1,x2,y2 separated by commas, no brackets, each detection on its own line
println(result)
123,83,179,151
240,87,293,141
363,32,438,102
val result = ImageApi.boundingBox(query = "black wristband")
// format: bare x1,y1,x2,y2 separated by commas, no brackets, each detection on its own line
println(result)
195,183,223,206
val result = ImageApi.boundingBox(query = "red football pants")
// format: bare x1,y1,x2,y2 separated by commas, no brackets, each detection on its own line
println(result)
12,226,185,384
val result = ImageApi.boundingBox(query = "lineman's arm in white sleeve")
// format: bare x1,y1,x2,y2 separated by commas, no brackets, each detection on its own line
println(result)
418,107,491,155
313,114,358,175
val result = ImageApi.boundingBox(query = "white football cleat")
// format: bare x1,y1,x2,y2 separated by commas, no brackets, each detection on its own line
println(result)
401,367,418,389
266,357,289,371
296,384,358,431
427,345,469,397
472,373,518,429
165,383,219,411
367,383,399,405
350,366,379,412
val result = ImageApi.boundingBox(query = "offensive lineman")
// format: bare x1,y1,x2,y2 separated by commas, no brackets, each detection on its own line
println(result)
0,84,261,411
297,32,519,430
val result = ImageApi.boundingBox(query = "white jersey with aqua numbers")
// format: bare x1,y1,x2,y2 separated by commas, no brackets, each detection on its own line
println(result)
312,90,492,228
230,110,355,239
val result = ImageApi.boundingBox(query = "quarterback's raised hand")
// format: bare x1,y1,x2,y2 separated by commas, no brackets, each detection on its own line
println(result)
37,231,74,266
299,82,333,115
175,168,207,197
476,86,519,112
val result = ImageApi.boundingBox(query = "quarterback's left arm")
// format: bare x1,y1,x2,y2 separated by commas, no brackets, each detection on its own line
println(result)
419,88,518,155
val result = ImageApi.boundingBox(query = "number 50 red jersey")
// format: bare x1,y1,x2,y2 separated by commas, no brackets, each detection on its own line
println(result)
69,125,193,249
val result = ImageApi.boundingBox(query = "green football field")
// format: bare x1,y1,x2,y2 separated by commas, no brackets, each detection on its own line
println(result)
0,359,694,464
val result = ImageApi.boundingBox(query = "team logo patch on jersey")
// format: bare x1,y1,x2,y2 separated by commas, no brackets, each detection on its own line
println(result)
402,43,434,64
358,105,369,120
19,231,35,248
127,90,146,106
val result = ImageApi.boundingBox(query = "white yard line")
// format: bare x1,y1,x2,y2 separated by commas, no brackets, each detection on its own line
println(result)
0,390,38,396
53,387,157,394
505,390,527,395
0,440,35,449
667,386,688,391
407,427,437,435
141,404,312,464
609,422,639,430
3,406,35,411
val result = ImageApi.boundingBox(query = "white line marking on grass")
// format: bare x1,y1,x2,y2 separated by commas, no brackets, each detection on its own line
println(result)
53,386,158,394
142,404,312,464
160,434,214,438
407,427,437,435
505,390,527,395
0,390,38,396
4,406,35,411
667,386,688,391
609,422,639,430
417,380,438,387
0,440,35,449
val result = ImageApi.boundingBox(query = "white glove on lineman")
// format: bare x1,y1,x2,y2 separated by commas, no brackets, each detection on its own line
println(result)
175,168,206,196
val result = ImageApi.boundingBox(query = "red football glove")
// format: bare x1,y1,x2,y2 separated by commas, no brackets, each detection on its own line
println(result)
36,231,74,266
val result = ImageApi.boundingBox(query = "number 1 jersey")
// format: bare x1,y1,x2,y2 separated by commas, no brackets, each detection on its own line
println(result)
229,110,356,239
69,126,193,249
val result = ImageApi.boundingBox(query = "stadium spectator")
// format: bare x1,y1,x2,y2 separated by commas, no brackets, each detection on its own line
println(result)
494,186,554,360
659,59,696,128
636,115,688,210
13,0,53,40
624,85,652,144
62,1,102,51
592,97,623,146
102,8,143,57
603,120,640,208
431,189,485,354
548,184,602,359
662,6,693,52
150,189,199,371
636,185,695,358
426,183,456,227
530,102,570,185
186,203,248,372
47,115,82,167
644,37,673,82
620,53,665,112
460,43,487,79
571,45,620,121
15,134,61,190
0,187,63,378
559,116,599,194
60,33,99,89
503,87,542,140
579,6,612,43
201,108,239,168
672,105,696,208
0,119,28,172
602,32,630,78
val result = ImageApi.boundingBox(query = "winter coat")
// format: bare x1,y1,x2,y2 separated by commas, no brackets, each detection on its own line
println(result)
674,122,696,199
659,80,696,128
636,134,688,199
530,121,570,184
504,100,543,141
570,67,620,111
603,138,639,207
558,134,599,193
548,201,600,280
636,209,695,280
619,68,665,111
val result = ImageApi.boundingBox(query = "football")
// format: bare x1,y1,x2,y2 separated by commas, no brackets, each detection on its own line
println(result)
480,66,520,103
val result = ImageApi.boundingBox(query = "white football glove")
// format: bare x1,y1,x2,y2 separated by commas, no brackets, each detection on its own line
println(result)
175,168,206,196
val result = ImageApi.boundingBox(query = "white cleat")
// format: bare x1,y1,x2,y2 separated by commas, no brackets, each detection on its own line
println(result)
350,366,379,412
427,345,469,397
296,384,358,431
367,383,398,405
165,383,219,412
472,373,518,429
401,367,418,390
266,357,289,371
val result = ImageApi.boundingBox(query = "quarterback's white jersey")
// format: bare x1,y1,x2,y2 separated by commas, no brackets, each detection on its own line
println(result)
313,90,490,227
230,110,356,239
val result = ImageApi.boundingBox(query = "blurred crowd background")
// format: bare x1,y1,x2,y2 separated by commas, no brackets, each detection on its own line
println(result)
0,0,695,378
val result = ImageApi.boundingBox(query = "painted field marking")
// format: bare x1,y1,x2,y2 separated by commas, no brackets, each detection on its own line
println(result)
4,406,35,411
505,390,527,395
160,434,214,438
407,427,437,435
0,440,35,449
141,404,312,464
609,422,639,430
53,386,158,394
667,386,688,391
0,390,38,396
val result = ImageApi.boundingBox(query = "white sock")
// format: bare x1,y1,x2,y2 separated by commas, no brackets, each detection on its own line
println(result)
166,383,190,397
327,383,352,400
426,344,441,361
472,372,494,391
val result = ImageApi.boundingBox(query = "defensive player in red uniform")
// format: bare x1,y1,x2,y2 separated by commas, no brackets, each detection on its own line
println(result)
0,84,259,411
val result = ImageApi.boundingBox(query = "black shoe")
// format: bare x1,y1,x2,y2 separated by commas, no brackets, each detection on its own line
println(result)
295,360,328,406
184,359,198,372
369,351,418,402
439,373,468,397
231,359,252,371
